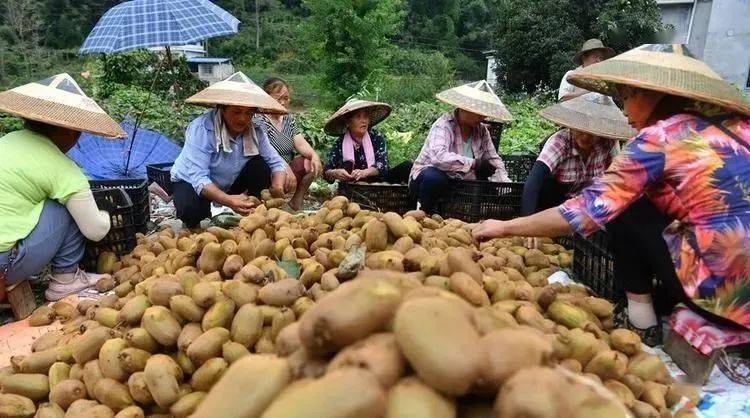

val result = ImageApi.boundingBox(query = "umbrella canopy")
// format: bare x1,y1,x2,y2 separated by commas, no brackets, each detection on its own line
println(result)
67,121,182,179
80,0,240,55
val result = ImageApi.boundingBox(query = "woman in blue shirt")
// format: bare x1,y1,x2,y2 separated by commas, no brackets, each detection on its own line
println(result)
171,73,289,227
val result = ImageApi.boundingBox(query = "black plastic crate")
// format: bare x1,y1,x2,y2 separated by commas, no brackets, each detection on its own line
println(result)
501,154,537,183
570,230,623,303
90,179,149,233
82,188,137,271
441,180,524,223
146,162,173,195
338,182,416,215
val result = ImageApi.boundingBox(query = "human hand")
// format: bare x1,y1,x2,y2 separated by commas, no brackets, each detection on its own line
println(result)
224,194,256,215
472,219,510,242
525,237,540,249
310,156,323,177
284,165,297,193
351,168,376,181
328,169,353,182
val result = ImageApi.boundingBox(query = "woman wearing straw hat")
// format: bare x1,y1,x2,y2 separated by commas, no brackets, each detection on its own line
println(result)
323,99,401,183
521,92,632,215
256,78,323,211
171,72,289,227
558,39,614,102
410,80,513,214
0,74,126,302
474,44,750,344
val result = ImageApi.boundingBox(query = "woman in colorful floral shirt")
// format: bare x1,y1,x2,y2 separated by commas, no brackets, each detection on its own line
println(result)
473,44,750,344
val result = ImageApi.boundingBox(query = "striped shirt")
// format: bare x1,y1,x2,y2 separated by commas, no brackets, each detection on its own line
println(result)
255,114,299,163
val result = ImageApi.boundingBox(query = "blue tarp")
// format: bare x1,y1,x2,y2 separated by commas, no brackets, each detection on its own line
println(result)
67,122,181,180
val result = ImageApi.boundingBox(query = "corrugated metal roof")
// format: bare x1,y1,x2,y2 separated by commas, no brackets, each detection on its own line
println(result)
187,57,232,64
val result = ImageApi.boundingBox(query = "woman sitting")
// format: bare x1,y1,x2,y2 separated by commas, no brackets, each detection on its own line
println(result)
0,74,123,301
521,92,632,215
473,44,750,345
410,80,513,214
323,99,393,183
256,78,323,211
171,72,289,227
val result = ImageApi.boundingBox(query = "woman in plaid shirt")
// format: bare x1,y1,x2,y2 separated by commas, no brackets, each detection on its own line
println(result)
521,92,632,215
409,81,513,214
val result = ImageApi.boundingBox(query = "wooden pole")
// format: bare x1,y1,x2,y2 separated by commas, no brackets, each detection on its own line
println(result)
255,0,260,50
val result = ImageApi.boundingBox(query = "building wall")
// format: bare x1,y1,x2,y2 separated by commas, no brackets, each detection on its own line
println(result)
658,0,750,90
701,0,750,90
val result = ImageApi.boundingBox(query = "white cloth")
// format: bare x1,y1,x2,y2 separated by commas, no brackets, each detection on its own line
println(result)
213,109,259,157
65,189,111,242
558,67,589,101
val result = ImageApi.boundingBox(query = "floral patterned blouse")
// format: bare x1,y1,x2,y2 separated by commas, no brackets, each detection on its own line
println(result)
324,129,390,177
560,112,750,329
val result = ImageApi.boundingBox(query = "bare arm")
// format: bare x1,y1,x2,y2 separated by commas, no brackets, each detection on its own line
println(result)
293,134,318,161
472,207,573,242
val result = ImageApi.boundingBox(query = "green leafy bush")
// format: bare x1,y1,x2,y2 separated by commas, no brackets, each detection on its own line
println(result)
0,114,23,136
500,90,557,154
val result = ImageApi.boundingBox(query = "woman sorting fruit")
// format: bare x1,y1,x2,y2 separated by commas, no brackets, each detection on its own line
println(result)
171,72,290,228
521,92,632,215
409,80,513,214
474,44,750,345
256,78,323,211
322,99,394,183
0,74,123,301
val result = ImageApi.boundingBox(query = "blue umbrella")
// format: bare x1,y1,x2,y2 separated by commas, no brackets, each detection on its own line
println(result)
67,121,182,180
79,0,240,176
80,0,240,55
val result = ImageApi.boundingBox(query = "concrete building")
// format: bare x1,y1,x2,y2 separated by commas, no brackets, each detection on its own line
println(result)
484,50,499,90
186,58,235,85
657,0,750,91
149,44,208,59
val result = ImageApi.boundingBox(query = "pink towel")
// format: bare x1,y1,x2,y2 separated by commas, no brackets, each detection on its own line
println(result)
343,130,375,169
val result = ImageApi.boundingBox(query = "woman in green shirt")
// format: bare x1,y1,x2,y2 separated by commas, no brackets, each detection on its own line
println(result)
0,74,126,302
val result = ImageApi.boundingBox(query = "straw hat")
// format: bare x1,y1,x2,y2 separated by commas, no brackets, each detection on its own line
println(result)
186,72,287,114
0,73,126,138
567,44,750,117
436,80,513,122
324,99,392,136
573,39,615,65
539,92,636,140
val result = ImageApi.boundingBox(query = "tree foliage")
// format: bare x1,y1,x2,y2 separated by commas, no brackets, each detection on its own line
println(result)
302,0,405,104
491,0,665,93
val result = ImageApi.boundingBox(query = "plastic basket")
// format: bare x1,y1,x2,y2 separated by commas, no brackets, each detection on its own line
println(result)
90,179,149,233
82,188,137,271
501,154,537,183
146,163,173,195
441,180,524,223
570,230,623,303
337,182,416,215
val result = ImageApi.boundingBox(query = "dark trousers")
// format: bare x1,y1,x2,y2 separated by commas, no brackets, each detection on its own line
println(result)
606,198,685,315
173,156,271,227
410,161,496,214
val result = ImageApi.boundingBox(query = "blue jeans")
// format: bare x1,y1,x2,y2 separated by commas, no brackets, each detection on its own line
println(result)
409,167,451,214
0,200,84,285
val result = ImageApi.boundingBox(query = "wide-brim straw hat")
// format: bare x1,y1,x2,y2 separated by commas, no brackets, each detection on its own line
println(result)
539,92,636,140
186,72,287,114
0,73,126,138
436,80,513,122
567,44,750,117
324,99,392,136
574,39,615,65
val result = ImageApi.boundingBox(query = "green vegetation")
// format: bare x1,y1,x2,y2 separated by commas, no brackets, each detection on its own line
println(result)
0,0,664,160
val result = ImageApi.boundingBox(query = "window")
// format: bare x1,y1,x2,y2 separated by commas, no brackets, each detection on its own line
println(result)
200,64,213,76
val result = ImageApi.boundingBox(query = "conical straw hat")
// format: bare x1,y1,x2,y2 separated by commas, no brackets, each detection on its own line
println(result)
539,92,636,140
567,44,750,117
324,99,392,136
436,80,513,122
0,74,126,138
186,72,287,114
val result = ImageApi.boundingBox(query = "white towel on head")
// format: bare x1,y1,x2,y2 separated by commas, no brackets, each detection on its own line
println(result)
213,109,259,157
